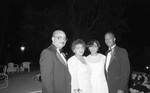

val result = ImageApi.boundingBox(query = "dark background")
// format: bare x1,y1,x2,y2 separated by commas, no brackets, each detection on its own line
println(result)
1,0,150,72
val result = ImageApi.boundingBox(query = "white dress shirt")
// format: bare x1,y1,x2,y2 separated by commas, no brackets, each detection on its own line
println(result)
105,45,116,72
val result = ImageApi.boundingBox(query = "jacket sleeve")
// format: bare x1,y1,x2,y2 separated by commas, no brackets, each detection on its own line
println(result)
40,49,54,93
68,57,79,92
119,49,131,91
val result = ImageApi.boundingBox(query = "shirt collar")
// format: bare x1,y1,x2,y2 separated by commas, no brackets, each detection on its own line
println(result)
109,44,116,50
56,48,60,53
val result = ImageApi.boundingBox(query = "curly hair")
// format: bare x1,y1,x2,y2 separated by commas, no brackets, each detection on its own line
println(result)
71,39,86,52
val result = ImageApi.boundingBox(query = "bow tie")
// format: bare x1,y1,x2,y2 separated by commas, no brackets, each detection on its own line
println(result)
107,49,112,53
59,49,63,53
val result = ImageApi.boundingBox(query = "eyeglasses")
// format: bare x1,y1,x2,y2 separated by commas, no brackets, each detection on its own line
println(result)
54,36,67,41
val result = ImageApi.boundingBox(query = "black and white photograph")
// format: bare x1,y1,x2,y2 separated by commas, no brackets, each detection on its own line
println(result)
0,0,150,93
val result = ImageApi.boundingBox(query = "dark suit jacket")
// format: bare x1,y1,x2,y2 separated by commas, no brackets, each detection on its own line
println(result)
39,44,71,93
105,46,130,93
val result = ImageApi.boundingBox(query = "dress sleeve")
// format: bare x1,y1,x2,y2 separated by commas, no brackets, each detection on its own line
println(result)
102,54,106,65
68,57,79,92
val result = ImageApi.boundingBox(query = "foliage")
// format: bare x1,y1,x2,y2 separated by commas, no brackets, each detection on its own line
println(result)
19,0,129,52
130,72,150,93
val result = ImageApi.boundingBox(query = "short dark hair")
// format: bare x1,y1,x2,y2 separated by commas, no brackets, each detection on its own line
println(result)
87,40,100,48
71,39,86,51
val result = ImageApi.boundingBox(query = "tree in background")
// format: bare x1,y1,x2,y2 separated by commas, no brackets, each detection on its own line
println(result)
1,0,18,64
68,0,129,53
19,0,129,56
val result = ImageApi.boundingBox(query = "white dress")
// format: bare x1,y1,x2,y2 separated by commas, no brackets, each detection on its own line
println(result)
68,56,92,93
86,53,109,93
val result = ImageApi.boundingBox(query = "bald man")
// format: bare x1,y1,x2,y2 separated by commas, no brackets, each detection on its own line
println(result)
104,32,130,93
40,30,71,93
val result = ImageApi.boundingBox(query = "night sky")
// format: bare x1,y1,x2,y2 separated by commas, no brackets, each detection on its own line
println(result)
1,0,150,72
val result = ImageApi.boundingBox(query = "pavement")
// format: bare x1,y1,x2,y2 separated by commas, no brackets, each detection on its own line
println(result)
0,68,42,93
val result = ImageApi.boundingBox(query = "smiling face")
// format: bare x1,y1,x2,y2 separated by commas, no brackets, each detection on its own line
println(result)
104,32,116,48
52,30,67,49
88,42,98,55
73,44,85,56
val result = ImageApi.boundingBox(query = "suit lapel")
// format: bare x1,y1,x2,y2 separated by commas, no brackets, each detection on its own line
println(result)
56,50,67,67
109,52,115,67
50,44,67,67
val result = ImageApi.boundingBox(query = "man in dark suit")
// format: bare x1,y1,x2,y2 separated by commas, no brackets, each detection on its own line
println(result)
39,30,71,93
104,32,130,93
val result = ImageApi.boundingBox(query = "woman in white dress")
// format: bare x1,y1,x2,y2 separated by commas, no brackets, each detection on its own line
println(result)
86,40,109,93
68,39,92,93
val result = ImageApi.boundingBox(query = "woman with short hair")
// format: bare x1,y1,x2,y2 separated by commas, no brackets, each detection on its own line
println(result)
86,40,109,93
68,39,92,93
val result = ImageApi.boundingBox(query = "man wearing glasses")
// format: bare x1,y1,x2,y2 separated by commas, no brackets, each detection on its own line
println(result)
39,30,71,93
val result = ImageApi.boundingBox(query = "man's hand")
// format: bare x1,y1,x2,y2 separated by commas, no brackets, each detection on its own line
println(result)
117,89,124,93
